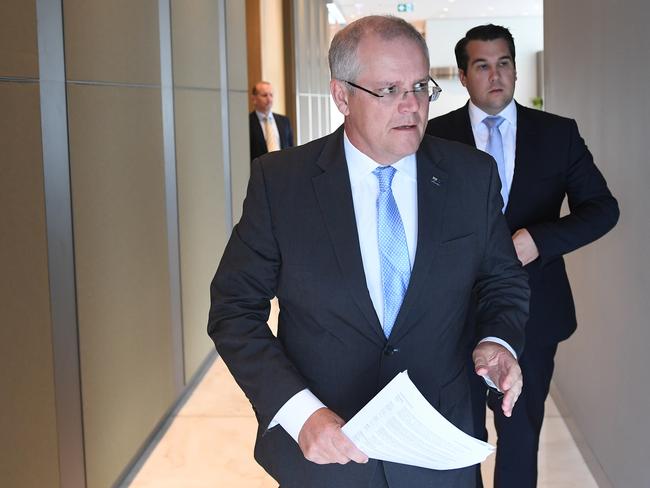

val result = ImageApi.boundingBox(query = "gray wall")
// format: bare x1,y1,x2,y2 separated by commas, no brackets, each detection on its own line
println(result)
545,1,650,486
0,1,249,487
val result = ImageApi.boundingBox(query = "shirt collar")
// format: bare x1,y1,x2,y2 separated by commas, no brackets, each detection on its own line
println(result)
468,99,517,129
255,111,273,122
343,130,417,187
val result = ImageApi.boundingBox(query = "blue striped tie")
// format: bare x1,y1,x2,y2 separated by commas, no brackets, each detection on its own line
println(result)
483,115,508,212
373,166,411,338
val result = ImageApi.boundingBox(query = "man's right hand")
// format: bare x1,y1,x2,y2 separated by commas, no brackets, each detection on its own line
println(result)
297,407,369,465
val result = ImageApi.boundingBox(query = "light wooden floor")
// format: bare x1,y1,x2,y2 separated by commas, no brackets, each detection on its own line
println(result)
127,301,598,488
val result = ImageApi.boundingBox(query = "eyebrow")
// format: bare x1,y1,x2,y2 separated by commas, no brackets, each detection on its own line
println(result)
376,77,429,86
471,55,513,66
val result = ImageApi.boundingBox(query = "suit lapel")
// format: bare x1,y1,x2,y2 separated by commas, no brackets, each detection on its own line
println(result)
506,103,536,221
391,140,448,343
250,112,268,152
311,128,386,345
455,103,477,146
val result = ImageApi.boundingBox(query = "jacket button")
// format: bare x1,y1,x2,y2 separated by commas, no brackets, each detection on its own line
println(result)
383,344,399,356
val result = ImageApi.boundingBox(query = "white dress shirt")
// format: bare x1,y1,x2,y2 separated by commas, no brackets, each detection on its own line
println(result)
270,129,514,442
468,99,518,202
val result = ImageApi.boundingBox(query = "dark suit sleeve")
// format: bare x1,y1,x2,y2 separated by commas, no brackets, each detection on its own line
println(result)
526,120,619,265
207,160,307,429
475,159,530,355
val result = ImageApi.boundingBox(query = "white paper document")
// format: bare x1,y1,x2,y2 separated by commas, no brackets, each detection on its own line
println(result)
341,371,494,470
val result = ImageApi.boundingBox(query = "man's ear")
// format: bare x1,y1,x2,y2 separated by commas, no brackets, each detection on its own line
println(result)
330,79,350,116
459,69,468,87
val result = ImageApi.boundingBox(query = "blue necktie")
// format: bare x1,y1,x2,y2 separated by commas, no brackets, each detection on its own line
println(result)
373,166,411,338
483,115,508,211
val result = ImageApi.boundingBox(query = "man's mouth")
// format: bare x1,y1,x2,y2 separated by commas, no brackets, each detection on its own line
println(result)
393,124,418,130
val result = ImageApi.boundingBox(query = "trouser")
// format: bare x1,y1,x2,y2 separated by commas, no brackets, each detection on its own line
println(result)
279,462,389,488
473,343,558,488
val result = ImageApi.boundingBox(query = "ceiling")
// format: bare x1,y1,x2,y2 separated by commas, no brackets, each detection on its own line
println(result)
331,0,543,22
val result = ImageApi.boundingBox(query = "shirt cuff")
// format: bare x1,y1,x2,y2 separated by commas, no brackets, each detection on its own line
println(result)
477,337,517,391
268,389,326,443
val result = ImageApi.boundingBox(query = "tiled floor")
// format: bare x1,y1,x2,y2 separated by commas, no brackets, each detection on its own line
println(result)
127,300,597,487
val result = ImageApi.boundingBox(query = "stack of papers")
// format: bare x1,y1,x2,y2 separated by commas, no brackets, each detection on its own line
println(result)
341,371,494,470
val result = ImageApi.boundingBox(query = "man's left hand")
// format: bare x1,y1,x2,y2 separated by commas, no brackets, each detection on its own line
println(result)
472,342,523,417
512,228,539,265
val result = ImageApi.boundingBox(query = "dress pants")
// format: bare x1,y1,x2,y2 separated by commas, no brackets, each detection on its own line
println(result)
473,344,558,488
279,461,389,488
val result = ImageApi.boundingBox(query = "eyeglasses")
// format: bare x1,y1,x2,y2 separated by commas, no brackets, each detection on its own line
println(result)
343,76,442,102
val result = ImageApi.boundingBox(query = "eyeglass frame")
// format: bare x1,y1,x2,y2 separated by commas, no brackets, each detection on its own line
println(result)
343,76,442,102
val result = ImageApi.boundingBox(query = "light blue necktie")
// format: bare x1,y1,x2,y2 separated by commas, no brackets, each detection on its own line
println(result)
373,166,411,338
483,115,508,211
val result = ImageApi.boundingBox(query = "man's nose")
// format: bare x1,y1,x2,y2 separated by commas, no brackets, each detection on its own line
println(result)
398,90,421,112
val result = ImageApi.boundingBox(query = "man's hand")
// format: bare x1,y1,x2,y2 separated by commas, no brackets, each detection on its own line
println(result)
512,228,539,265
472,342,523,417
298,407,368,465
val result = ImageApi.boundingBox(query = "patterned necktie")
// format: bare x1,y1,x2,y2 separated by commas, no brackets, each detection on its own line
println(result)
264,116,280,152
483,115,508,211
373,166,411,338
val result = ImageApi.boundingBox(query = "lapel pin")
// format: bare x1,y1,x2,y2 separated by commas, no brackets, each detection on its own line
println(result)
430,175,441,186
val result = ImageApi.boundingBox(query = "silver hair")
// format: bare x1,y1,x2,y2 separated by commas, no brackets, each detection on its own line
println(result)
328,15,430,83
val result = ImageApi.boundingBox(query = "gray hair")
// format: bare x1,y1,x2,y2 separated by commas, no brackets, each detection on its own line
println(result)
328,15,430,82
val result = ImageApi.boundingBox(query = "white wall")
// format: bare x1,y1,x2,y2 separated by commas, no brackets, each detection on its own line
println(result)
425,17,543,118
545,1,650,486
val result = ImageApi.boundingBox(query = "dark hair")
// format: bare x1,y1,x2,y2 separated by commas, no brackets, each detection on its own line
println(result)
328,15,429,82
454,24,516,73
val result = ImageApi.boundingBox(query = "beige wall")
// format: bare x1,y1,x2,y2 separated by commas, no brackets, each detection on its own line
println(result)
0,0,249,486
0,1,61,486
260,0,286,115
545,1,650,486
0,83,61,488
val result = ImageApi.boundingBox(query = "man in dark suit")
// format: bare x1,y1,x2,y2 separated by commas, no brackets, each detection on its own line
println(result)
249,80,294,161
426,24,619,488
209,16,529,488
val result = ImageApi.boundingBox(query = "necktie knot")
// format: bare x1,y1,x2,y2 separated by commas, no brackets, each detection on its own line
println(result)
373,165,397,192
483,115,505,130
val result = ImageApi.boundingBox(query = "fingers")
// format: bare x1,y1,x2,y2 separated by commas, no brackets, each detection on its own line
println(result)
500,363,523,417
334,433,369,464
298,408,368,465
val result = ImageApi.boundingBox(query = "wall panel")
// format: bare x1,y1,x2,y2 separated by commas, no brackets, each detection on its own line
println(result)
63,0,160,84
67,83,176,488
0,0,38,77
545,1,649,486
174,87,227,381
0,82,60,488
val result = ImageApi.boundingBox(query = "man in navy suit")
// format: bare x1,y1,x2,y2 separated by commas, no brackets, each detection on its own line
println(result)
249,80,294,161
426,24,619,488
210,16,529,487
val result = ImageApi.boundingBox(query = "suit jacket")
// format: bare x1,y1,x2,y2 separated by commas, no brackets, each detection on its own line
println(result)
426,102,619,346
208,126,529,487
249,111,294,160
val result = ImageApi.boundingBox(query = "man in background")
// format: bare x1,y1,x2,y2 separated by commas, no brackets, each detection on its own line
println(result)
426,24,619,488
249,80,294,160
